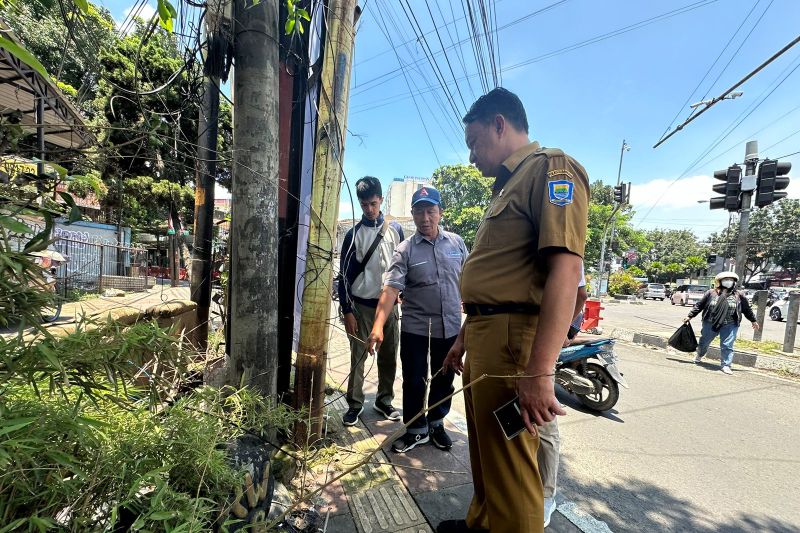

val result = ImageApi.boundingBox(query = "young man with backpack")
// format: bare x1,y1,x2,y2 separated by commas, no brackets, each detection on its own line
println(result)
337,177,405,426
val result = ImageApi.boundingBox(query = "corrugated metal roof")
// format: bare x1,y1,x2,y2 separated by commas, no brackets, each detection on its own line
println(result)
0,19,93,150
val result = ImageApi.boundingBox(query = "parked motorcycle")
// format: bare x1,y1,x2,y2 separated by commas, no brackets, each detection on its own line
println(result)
556,338,627,412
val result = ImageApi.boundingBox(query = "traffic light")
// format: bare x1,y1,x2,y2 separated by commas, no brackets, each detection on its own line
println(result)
710,165,741,211
613,183,627,204
755,159,791,207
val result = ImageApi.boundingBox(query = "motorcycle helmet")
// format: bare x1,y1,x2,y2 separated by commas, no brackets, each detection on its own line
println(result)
715,271,739,289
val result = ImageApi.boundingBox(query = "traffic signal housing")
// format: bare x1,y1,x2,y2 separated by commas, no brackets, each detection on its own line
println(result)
755,159,791,207
613,183,628,204
710,165,741,211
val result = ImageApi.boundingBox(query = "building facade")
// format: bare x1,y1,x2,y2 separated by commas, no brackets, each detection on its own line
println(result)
386,176,431,218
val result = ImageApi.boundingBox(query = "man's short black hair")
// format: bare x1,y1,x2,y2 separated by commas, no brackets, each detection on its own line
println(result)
463,87,529,134
356,176,382,200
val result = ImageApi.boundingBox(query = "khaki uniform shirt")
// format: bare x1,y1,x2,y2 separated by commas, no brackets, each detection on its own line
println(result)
460,141,589,306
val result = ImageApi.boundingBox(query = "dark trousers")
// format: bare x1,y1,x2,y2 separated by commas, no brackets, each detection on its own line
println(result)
400,331,457,434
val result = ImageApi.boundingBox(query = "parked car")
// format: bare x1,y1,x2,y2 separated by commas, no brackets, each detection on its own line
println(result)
670,284,708,306
768,293,800,322
638,283,666,301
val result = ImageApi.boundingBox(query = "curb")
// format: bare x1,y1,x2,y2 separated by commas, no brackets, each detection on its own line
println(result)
604,326,800,377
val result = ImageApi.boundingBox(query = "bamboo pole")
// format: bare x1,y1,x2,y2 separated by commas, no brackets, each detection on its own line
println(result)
293,0,359,443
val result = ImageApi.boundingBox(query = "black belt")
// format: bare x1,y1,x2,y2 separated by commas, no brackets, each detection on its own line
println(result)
463,303,540,316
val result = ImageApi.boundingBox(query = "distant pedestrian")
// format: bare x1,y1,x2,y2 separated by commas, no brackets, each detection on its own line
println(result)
337,177,405,426
685,271,759,375
367,186,467,453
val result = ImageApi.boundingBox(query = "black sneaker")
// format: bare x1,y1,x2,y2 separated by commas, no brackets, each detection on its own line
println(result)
373,401,401,421
391,431,429,453
342,406,363,427
430,425,452,450
436,519,488,533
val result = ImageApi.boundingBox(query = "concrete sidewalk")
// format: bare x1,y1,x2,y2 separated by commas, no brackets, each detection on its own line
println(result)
321,316,586,532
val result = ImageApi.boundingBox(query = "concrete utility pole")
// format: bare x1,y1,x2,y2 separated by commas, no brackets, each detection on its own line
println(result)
784,292,800,353
228,0,280,398
735,141,758,283
753,290,767,342
191,22,223,352
294,0,359,442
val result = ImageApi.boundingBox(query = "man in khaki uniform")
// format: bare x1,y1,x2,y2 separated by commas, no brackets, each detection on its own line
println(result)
439,88,589,533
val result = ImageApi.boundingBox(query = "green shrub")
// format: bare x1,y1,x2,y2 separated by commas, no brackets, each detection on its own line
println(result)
608,271,639,296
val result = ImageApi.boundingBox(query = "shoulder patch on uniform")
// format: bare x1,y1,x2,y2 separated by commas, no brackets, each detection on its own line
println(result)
548,179,574,206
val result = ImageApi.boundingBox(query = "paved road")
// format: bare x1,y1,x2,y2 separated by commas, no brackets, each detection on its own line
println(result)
552,342,799,532
600,298,800,351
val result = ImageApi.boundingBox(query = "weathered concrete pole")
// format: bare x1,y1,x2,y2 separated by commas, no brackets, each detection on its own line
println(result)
228,0,280,398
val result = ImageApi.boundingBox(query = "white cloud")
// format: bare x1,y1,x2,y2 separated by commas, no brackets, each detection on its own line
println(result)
631,174,715,209
630,172,800,238
632,172,800,210
116,3,157,34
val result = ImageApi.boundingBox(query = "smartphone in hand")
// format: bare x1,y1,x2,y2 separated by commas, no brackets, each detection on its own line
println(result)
494,396,526,440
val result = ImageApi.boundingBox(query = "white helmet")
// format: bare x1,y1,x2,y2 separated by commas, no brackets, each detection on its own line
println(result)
715,271,739,288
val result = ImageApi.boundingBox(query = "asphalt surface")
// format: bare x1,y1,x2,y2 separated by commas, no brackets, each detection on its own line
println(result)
550,341,800,533
600,298,800,351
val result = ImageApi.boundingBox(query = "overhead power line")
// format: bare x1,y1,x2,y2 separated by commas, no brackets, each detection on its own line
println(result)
657,0,763,142
653,33,800,148
351,0,570,95
351,0,715,101
697,0,774,102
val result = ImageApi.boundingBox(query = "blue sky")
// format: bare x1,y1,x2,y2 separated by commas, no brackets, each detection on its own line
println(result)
102,0,800,239
342,0,800,238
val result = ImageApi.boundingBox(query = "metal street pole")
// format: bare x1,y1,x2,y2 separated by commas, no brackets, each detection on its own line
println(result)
735,141,758,282
597,140,629,296
190,25,222,352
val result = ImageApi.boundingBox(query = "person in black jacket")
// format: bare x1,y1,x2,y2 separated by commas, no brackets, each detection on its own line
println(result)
684,271,759,375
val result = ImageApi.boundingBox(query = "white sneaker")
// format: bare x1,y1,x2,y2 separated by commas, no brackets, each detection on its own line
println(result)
693,354,703,363
721,365,733,375
543,496,557,528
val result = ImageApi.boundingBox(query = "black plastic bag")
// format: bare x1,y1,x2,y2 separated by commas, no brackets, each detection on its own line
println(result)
668,322,698,352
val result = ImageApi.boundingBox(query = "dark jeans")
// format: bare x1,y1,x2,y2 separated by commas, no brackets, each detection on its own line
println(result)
400,331,457,434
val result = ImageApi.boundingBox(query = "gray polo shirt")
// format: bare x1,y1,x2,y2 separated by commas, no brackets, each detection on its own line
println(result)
385,229,467,339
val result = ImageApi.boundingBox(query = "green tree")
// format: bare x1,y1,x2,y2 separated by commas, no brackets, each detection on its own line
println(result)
626,265,645,277
768,199,800,282
665,262,684,282
3,3,233,229
432,164,493,248
684,255,707,283
585,180,650,269
646,261,665,282
641,229,706,267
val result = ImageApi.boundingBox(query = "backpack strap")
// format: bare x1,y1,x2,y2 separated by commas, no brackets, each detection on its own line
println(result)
352,222,388,280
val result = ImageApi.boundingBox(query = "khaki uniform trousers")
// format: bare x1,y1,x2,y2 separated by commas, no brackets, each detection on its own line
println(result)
463,312,544,533
346,301,398,409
